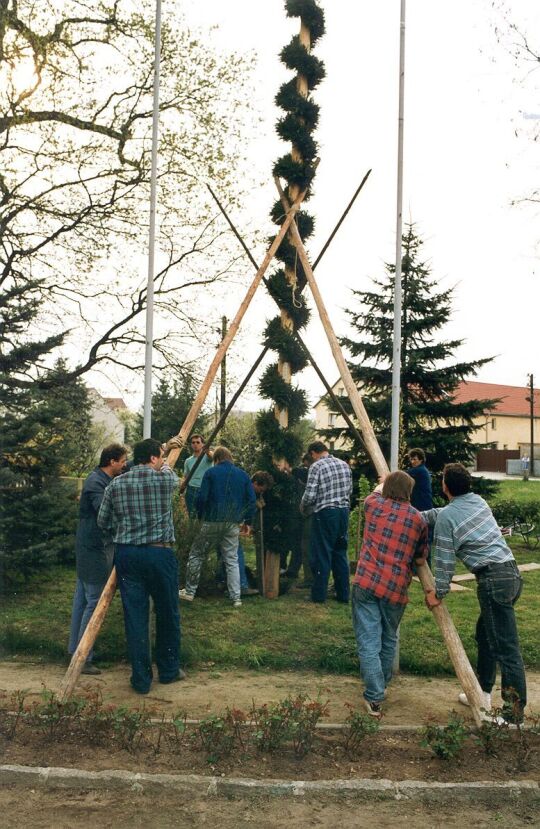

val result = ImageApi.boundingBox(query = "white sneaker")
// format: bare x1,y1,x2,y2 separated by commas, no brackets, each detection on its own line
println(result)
178,589,194,602
232,599,242,608
458,691,492,710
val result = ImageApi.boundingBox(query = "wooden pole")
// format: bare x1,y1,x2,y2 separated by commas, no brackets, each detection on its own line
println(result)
416,563,485,728
166,183,310,470
60,568,118,700
275,177,388,478
276,180,487,726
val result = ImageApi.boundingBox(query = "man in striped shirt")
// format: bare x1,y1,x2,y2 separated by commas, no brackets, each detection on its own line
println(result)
300,441,352,603
423,463,526,723
98,438,183,695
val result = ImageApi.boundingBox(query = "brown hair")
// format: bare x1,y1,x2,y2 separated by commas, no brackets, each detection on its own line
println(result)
408,447,425,463
190,434,205,443
213,446,233,464
382,471,414,502
99,443,127,467
251,471,274,488
443,463,472,496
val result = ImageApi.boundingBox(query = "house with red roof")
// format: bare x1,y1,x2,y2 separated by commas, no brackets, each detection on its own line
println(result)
314,379,539,472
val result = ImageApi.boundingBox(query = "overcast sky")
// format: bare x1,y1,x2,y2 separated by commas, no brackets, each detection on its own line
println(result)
95,0,539,413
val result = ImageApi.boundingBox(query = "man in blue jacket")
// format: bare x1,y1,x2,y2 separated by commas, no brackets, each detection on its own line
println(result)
68,442,127,674
179,446,256,608
406,448,433,511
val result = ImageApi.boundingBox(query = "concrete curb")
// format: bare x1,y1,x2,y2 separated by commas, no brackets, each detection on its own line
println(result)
1,764,538,805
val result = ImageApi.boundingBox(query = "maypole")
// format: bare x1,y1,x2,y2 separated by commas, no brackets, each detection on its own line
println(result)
255,0,325,594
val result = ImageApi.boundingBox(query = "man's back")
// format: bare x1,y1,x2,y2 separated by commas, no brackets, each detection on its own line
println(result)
196,461,256,523
304,455,352,512
355,492,427,604
98,464,178,545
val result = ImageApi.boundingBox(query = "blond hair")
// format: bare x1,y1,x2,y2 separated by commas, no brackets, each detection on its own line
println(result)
213,446,233,464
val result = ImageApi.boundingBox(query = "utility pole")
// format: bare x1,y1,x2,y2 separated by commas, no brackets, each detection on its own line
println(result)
527,373,535,477
220,316,227,419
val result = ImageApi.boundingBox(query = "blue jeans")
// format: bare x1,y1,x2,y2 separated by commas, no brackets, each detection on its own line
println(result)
115,544,181,694
310,507,350,603
351,584,405,703
68,578,105,663
476,560,527,719
218,542,249,590
185,486,199,518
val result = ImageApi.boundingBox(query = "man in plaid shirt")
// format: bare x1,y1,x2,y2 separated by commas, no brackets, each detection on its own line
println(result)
352,472,428,718
98,438,183,695
300,441,353,603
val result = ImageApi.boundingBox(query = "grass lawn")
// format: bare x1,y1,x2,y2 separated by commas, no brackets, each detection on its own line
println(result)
490,478,540,503
1,537,539,677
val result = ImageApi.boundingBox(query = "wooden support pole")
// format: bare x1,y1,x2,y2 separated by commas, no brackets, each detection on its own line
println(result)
416,562,486,728
206,178,371,453
60,568,118,700
276,178,486,727
275,177,388,478
166,183,310,470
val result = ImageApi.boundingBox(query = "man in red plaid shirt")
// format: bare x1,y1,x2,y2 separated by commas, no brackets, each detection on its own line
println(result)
352,471,428,718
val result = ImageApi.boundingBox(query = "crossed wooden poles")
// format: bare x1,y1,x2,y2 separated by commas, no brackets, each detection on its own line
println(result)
60,176,487,726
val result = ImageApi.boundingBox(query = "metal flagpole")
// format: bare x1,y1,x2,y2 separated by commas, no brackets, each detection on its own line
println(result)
390,0,406,471
392,0,407,675
143,0,162,438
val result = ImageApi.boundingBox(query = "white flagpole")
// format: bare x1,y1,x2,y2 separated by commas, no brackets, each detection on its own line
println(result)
143,0,162,438
390,0,406,470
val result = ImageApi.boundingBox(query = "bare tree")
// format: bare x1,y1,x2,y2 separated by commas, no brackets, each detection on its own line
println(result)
0,0,257,390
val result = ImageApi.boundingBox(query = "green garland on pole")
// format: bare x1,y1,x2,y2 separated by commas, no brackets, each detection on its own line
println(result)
256,0,325,552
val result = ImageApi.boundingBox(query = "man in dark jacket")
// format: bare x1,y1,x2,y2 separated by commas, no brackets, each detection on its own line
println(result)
68,443,127,674
179,446,256,607
406,448,433,511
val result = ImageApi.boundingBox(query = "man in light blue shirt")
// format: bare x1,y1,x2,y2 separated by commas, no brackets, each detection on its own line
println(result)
423,463,526,724
181,433,213,516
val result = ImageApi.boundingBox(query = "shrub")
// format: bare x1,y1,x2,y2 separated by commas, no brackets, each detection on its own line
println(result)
491,499,540,527
194,713,236,762
475,720,511,757
342,704,380,757
252,694,328,757
421,712,468,761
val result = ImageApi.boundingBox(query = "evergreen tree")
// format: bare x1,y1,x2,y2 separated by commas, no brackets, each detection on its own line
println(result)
0,361,91,584
132,373,208,455
330,224,497,474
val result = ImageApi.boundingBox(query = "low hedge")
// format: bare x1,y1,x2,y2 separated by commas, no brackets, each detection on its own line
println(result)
490,498,540,527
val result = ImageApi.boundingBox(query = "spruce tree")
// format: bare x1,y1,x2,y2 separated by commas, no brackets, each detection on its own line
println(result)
332,224,496,473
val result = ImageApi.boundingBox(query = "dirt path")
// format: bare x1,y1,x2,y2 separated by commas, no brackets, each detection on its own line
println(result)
1,660,539,724
0,785,537,829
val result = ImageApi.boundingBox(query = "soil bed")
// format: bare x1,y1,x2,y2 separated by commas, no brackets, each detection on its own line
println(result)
1,721,539,783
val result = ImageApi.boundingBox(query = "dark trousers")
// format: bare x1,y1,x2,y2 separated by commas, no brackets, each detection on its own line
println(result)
475,560,526,720
309,507,350,603
115,543,181,694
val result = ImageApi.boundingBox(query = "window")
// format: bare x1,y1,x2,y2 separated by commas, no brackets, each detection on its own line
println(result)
328,413,337,427
491,418,496,430
329,440,335,451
